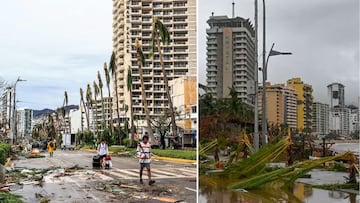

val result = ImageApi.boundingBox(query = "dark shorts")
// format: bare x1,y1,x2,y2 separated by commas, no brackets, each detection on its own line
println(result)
140,163,150,168
99,154,107,159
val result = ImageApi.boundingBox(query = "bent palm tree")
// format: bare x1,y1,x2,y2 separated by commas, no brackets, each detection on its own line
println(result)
151,17,177,137
135,38,155,142
104,62,114,134
97,71,106,131
80,88,90,131
127,68,135,147
109,51,122,144
93,81,100,137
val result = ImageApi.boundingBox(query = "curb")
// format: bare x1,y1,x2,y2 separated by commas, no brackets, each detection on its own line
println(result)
152,156,196,164
80,148,196,164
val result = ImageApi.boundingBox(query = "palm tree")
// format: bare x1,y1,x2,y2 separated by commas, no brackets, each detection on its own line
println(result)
151,17,177,138
80,88,90,131
93,81,100,137
135,38,155,141
97,71,106,131
63,91,68,134
86,84,93,133
126,68,135,147
109,51,122,144
104,62,114,134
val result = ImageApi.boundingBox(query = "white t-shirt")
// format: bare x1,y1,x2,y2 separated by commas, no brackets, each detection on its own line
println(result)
137,142,151,163
98,143,108,156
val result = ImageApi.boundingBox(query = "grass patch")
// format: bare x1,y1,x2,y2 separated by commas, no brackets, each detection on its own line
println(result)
81,144,94,150
109,145,128,153
0,192,24,203
151,149,196,160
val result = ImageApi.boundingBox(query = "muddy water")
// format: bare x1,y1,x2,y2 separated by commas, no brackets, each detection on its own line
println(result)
199,176,360,203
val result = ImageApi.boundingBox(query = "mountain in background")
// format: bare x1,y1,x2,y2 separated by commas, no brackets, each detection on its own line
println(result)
33,105,79,119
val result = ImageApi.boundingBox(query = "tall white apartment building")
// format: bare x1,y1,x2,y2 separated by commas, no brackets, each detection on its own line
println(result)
112,0,196,129
312,102,329,137
17,108,33,138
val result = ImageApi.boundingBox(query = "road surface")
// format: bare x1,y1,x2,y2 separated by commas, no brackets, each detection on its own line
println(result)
9,149,197,203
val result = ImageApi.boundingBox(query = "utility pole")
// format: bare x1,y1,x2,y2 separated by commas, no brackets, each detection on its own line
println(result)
253,0,259,151
261,0,267,146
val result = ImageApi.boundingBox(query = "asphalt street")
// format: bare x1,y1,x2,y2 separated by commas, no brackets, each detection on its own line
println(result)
9,149,197,203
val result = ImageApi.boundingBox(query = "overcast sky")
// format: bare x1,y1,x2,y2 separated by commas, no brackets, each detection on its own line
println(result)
0,0,112,110
198,0,360,105
0,1,359,110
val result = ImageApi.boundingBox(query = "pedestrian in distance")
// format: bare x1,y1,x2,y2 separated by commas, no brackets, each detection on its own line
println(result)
137,135,155,185
97,139,109,168
92,138,97,149
47,139,55,157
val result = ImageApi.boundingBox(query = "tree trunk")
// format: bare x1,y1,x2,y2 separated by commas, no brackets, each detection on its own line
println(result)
156,34,177,138
137,53,155,143
81,99,90,131
94,94,98,137
114,71,122,145
100,89,106,130
129,85,135,147
107,83,114,135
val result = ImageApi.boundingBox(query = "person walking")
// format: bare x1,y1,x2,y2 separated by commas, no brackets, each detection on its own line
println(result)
47,139,55,157
137,135,155,185
97,139,108,168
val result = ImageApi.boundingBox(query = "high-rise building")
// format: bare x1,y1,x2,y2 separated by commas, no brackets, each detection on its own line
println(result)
312,102,329,137
348,106,359,135
329,107,350,135
0,88,14,138
287,77,313,131
327,82,352,136
90,97,113,133
16,108,33,138
112,0,196,129
169,75,197,146
327,83,345,108
206,15,255,106
258,83,297,129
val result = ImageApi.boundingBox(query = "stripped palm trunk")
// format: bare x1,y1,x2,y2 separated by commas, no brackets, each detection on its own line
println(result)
152,17,177,138
109,52,122,145
97,71,106,131
93,81,99,137
104,63,114,135
135,38,155,142
127,68,135,147
80,88,90,131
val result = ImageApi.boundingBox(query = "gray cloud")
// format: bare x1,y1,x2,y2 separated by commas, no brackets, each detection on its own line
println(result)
199,0,359,105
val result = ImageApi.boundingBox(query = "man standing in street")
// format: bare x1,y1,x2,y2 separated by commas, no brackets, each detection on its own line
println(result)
47,139,55,157
97,139,108,168
137,135,155,185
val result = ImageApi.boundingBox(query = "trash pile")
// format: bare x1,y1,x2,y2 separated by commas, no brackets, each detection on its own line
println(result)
93,180,186,202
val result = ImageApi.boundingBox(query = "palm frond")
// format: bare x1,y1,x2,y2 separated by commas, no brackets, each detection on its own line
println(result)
104,62,111,85
93,81,99,96
109,51,117,77
127,67,132,91
97,71,103,88
135,38,146,66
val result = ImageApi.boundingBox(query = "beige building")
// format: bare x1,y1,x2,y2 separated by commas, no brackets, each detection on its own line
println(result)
90,97,113,133
112,0,196,129
169,75,197,146
258,83,297,129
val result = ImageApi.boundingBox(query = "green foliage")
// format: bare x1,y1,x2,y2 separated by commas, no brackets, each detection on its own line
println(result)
76,131,94,145
0,193,24,203
151,149,196,160
123,138,131,147
0,142,11,165
328,162,347,172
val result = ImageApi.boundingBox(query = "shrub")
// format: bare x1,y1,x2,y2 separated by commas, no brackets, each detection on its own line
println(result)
0,142,11,165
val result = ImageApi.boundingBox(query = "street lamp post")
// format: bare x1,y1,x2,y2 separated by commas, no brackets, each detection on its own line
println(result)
253,0,259,151
261,43,292,145
12,77,26,144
